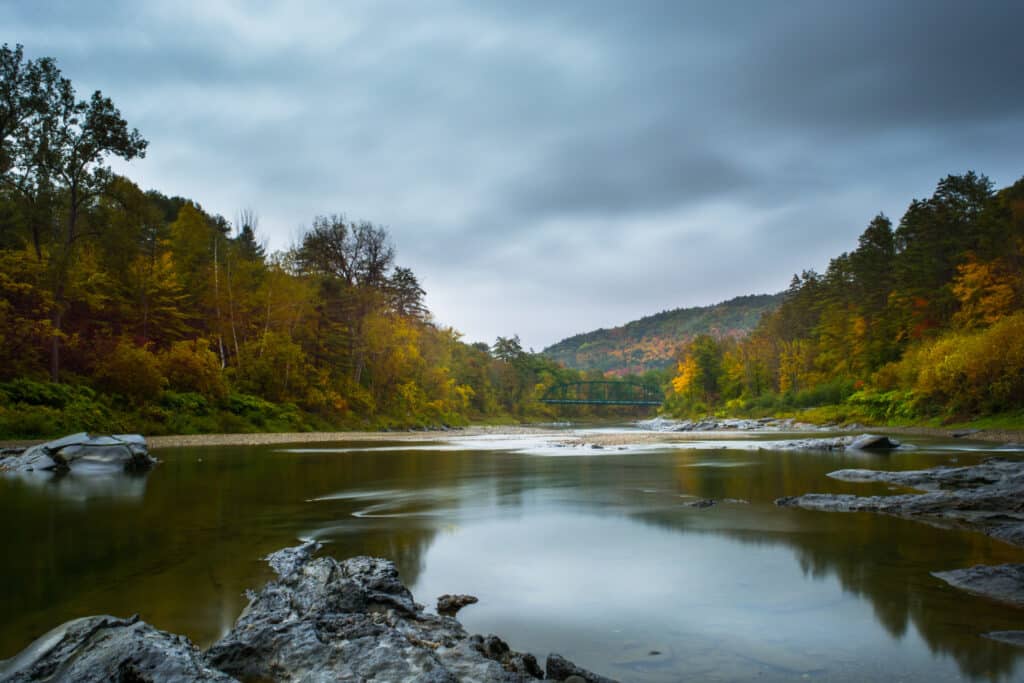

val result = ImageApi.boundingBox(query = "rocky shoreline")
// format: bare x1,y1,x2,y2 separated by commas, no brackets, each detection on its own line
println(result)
0,542,616,683
776,457,1024,643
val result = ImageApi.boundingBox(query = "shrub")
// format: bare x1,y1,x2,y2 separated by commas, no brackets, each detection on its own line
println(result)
876,312,1024,416
93,339,166,404
160,339,226,398
0,378,94,408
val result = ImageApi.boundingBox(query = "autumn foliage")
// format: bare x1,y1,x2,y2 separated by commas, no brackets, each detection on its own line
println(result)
0,45,608,437
668,172,1024,422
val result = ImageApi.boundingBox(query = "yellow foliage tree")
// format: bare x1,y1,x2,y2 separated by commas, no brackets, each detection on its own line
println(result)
952,253,1019,328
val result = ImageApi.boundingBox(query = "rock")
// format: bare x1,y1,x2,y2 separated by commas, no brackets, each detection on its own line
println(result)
0,433,155,474
684,498,717,509
437,593,479,616
2,542,618,683
773,433,901,452
952,429,981,438
983,631,1024,647
848,434,901,450
469,634,544,679
545,653,619,683
775,436,852,451
932,564,1024,608
778,458,1024,548
0,614,232,682
205,542,611,682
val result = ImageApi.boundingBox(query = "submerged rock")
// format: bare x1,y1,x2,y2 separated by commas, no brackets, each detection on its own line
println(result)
0,614,231,682
0,433,155,474
932,564,1024,608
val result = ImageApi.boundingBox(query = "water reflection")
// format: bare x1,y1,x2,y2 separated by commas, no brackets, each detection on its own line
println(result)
1,437,1023,682
0,468,150,504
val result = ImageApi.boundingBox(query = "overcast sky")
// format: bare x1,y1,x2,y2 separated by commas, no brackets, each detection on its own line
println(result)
4,1,1023,349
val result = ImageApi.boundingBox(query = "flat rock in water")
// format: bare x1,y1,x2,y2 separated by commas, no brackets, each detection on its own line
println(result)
932,564,1024,608
0,615,231,682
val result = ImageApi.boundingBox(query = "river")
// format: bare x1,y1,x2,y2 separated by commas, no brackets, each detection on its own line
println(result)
2,426,1024,681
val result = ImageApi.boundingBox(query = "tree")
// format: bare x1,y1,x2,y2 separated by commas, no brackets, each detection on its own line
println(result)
388,266,428,319
2,50,147,380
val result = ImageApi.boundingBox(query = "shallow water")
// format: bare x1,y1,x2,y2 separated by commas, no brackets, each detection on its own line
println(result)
2,429,1024,681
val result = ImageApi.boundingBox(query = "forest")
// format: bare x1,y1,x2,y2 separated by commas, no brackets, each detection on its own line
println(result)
0,44,633,438
667,170,1024,425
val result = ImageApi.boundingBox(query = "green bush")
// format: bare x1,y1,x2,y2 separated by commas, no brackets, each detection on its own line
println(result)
0,378,95,408
160,390,210,415
160,340,226,398
94,340,166,405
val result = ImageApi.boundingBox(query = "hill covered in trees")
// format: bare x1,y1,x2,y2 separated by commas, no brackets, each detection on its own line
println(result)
543,293,783,374
667,171,1024,424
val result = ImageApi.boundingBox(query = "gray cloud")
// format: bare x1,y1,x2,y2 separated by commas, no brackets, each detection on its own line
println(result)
3,0,1023,348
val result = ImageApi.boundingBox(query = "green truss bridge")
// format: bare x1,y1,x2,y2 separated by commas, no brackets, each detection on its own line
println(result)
540,381,663,407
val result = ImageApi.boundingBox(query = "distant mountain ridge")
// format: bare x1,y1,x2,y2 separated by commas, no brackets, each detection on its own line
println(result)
542,293,783,375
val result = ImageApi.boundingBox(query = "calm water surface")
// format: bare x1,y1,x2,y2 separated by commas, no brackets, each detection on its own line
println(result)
3,429,1024,681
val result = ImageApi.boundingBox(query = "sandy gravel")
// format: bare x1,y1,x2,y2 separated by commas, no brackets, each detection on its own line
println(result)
146,425,554,449
2,423,1021,451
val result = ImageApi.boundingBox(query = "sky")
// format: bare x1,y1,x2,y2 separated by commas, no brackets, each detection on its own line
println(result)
3,1,1023,349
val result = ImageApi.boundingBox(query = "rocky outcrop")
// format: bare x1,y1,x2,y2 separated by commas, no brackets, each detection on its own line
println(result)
0,615,231,682
932,564,1024,608
777,458,1024,614
1,542,619,682
0,433,155,474
205,542,580,682
776,458,1024,546
774,458,1024,544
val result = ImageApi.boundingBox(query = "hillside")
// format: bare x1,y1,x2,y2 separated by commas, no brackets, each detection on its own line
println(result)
543,293,783,374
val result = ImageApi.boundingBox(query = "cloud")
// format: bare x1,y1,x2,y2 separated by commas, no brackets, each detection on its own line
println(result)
3,0,1023,348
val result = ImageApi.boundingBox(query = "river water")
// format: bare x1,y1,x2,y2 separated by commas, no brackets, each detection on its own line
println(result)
2,428,1024,681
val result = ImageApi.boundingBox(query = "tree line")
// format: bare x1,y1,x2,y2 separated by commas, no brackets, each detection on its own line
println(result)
0,44,636,437
667,171,1024,422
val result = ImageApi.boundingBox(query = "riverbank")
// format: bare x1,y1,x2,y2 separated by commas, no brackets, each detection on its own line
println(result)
3,420,1023,450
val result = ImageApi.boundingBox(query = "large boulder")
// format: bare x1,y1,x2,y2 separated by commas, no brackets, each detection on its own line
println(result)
0,433,155,474
848,434,901,450
0,615,232,682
